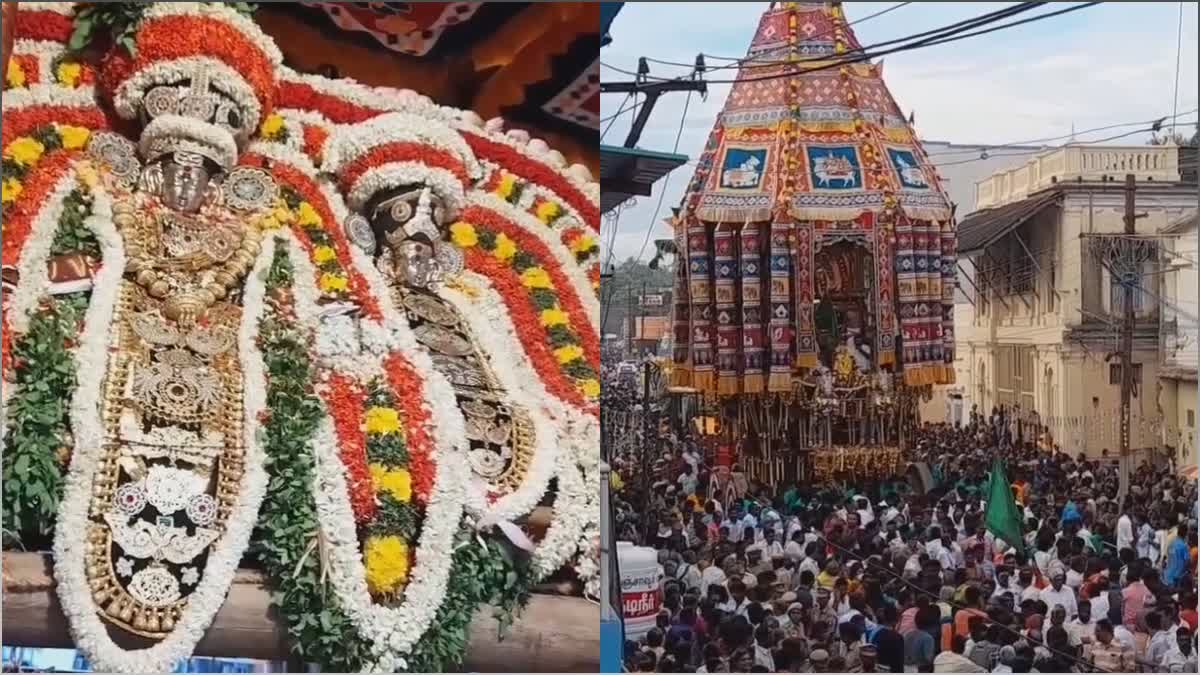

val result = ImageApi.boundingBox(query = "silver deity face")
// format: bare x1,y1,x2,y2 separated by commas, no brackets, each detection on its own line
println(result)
393,239,439,289
371,187,447,244
160,152,215,213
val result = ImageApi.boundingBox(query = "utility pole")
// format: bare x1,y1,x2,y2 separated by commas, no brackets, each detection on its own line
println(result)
1118,173,1135,499
640,361,655,545
626,285,634,357
640,281,648,358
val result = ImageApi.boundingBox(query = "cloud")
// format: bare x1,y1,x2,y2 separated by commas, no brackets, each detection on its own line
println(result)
602,2,1199,262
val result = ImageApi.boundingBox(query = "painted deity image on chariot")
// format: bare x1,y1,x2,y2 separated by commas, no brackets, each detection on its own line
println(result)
0,3,599,672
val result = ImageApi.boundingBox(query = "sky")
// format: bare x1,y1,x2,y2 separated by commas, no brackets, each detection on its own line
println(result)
600,1,1200,265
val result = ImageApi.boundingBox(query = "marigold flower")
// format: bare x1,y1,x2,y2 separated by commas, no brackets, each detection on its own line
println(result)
5,61,25,89
554,344,584,364
364,535,410,595
318,272,348,293
369,463,412,503
570,233,598,255
540,307,569,327
579,378,601,399
260,113,285,139
313,245,337,264
495,173,517,199
536,200,561,224
75,164,99,190
2,178,23,205
4,138,45,167
520,267,553,289
57,125,90,151
55,62,82,88
492,232,517,261
363,406,401,435
296,202,322,228
449,221,478,248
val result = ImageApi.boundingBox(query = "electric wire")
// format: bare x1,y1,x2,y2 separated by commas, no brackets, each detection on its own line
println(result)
631,91,694,265
925,109,1199,157
601,2,1098,86
601,92,634,141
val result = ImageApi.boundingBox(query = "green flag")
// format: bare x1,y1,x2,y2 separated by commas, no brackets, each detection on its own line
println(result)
984,458,1024,555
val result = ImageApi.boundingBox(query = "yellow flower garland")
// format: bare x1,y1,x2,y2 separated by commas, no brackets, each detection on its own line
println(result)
449,221,478,248
364,535,410,595
519,267,552,289
5,61,26,89
5,138,46,167
318,272,348,293
312,245,337,265
55,62,82,88
492,232,517,261
369,464,412,503
57,125,91,151
2,178,23,205
363,406,401,435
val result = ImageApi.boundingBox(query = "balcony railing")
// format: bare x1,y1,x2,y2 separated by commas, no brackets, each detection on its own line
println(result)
975,145,1182,210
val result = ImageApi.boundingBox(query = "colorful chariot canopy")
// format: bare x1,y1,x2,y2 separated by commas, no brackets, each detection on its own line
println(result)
682,1,952,224
671,1,957,394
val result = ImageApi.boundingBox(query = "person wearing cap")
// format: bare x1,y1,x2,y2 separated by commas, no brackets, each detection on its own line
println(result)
807,647,830,673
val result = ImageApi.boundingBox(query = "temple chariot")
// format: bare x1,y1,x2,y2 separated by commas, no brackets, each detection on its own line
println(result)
668,1,957,486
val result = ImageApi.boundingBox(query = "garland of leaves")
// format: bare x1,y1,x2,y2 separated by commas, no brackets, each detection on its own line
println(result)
2,187,96,549
250,244,370,671
405,536,534,673
252,242,535,671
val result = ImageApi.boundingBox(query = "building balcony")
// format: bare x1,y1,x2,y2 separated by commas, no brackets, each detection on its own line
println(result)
975,145,1182,210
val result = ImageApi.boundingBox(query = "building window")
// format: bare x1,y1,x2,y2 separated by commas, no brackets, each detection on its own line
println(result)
1188,409,1195,428
1108,363,1143,389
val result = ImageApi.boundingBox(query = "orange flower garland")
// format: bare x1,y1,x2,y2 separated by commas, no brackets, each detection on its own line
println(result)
276,80,378,125
336,142,469,198
382,352,435,503
1,107,107,150
302,124,329,164
460,204,600,365
241,153,382,320
100,16,276,119
1,151,77,266
462,131,598,233
321,373,376,523
13,8,74,43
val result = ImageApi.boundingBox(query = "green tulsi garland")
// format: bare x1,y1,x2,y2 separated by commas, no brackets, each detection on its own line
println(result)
405,536,534,673
2,186,97,548
251,244,369,670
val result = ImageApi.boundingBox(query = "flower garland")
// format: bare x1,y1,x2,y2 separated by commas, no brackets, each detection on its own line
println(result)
360,379,420,598
470,191,602,322
13,3,76,44
3,124,93,213
448,207,600,409
462,131,599,233
241,145,381,319
251,242,371,671
439,273,599,580
320,373,376,524
3,164,80,335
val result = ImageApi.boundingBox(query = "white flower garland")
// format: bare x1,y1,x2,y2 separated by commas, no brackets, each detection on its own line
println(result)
345,163,466,216
2,84,98,111
437,275,562,523
468,191,601,333
20,2,75,14
459,127,597,199
112,57,263,131
8,170,79,334
138,114,238,169
323,112,481,180
279,67,458,125
308,414,467,672
53,178,272,673
442,272,600,582
13,39,67,82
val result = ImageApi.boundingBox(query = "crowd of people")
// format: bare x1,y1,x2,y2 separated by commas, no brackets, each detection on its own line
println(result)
611,401,1198,673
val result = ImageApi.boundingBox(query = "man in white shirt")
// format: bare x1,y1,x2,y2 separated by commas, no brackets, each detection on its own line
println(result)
1116,512,1134,552
1160,628,1196,673
1039,573,1078,619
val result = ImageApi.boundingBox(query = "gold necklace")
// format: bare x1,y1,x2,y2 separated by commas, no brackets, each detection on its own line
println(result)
114,193,263,325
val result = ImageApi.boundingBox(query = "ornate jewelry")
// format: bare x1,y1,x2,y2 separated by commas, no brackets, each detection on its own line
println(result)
345,213,376,255
87,133,142,186
223,167,278,212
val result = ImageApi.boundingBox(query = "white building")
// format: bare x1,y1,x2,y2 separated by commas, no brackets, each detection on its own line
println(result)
1159,209,1198,474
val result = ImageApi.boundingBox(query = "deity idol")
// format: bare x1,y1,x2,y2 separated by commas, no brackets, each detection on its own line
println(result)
1,3,599,672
